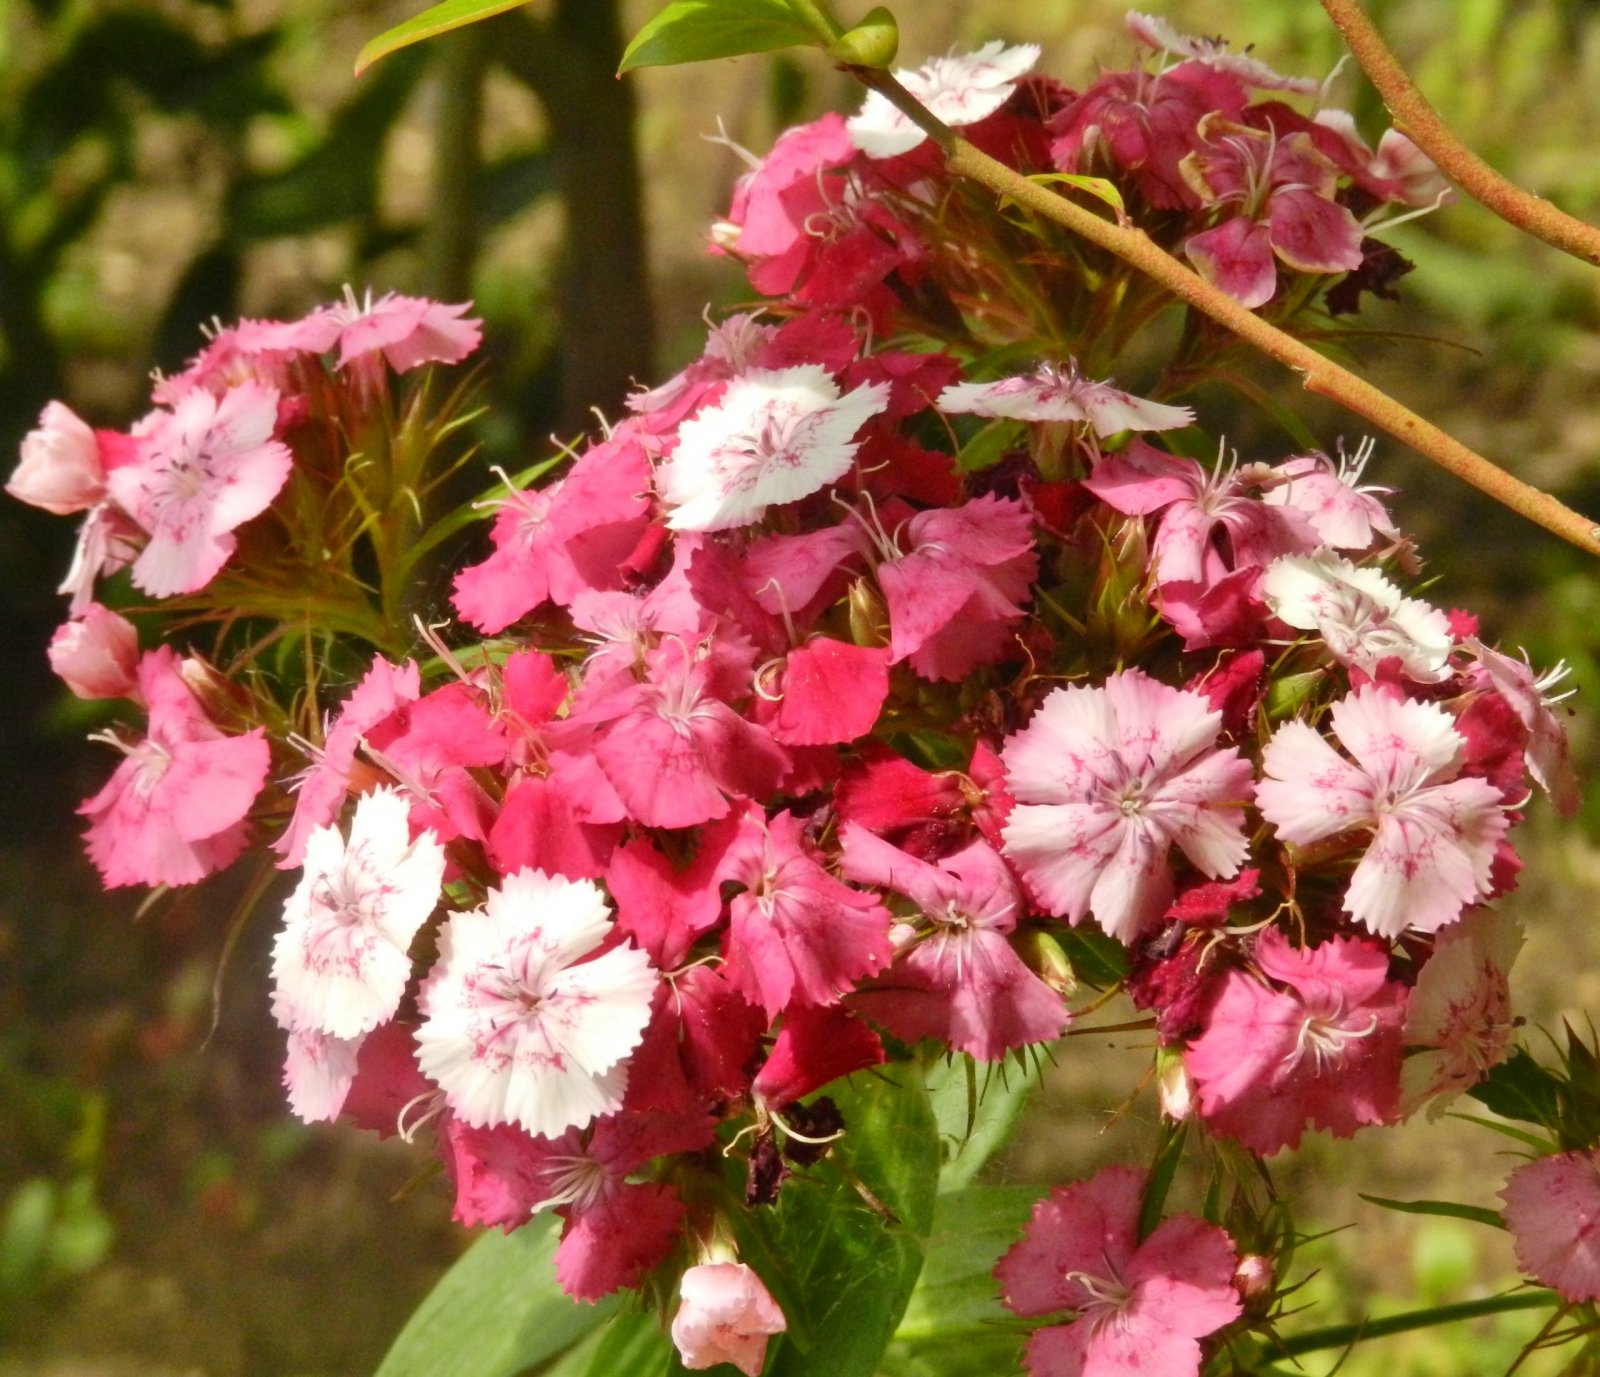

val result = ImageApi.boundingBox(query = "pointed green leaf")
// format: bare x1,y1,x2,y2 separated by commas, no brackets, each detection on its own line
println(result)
1359,1194,1506,1230
925,1054,1041,1189
1467,1048,1564,1131
375,1216,618,1377
356,0,528,76
619,1,823,74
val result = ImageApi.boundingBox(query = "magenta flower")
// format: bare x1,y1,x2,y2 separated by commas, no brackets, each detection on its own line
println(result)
1501,1150,1600,1304
671,1262,788,1375
1184,929,1406,1154
1256,687,1509,937
108,381,293,597
995,1165,1241,1377
1000,669,1254,943
416,869,658,1138
80,647,271,889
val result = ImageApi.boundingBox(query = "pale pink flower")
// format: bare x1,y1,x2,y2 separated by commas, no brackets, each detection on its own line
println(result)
1501,1150,1600,1304
1126,12,1318,92
57,504,142,616
80,647,271,888
1257,688,1508,937
995,1165,1242,1377
1253,446,1397,551
271,787,447,1041
329,287,482,373
1401,908,1521,1118
671,1262,787,1376
659,365,888,531
415,869,658,1138
1184,928,1407,1155
847,42,1040,158
1001,669,1254,943
108,382,293,597
1462,638,1580,816
280,1026,365,1123
1263,552,1451,682
48,604,140,701
936,362,1194,435
7,402,107,514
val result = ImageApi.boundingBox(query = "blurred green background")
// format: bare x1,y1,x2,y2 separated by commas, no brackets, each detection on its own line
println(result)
3,0,1600,1372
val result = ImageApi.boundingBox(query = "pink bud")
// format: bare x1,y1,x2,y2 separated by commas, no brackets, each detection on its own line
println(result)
1233,1253,1275,1303
6,402,107,515
47,605,140,701
670,1262,786,1375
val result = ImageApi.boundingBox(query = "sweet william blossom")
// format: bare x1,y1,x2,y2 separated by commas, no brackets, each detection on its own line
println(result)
1256,687,1508,937
416,869,658,1139
936,362,1194,435
271,787,447,1041
1501,1150,1600,1303
1001,670,1254,943
671,1262,787,1375
7,402,107,514
995,1164,1241,1377
48,604,140,701
108,381,293,597
659,365,888,531
848,41,1040,158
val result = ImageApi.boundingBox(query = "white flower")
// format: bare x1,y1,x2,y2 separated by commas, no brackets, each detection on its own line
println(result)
847,41,1040,159
660,365,888,532
415,869,658,1138
936,362,1193,435
271,786,447,1040
1263,551,1451,682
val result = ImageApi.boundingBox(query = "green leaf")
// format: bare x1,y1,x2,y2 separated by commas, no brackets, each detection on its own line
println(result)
1359,1194,1506,1230
1467,1048,1564,1131
1137,1120,1187,1241
884,1186,1043,1376
739,1064,940,1377
955,419,1023,473
924,1055,1041,1189
1018,171,1126,223
356,0,528,75
619,1,823,74
375,1216,618,1377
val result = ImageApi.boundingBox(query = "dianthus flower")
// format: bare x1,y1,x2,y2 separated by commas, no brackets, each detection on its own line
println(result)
1001,669,1254,943
80,646,270,888
271,786,447,1041
847,41,1040,159
7,401,108,515
1184,929,1406,1154
994,1164,1242,1377
1256,687,1508,937
415,869,658,1139
659,365,888,531
107,381,292,597
1501,1150,1600,1304
936,362,1194,435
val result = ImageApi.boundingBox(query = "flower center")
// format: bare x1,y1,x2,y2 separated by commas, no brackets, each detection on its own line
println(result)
1063,1268,1135,1332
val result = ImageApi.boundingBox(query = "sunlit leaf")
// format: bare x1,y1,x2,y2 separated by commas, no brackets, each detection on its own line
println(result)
1359,1194,1506,1230
619,1,823,75
356,0,529,76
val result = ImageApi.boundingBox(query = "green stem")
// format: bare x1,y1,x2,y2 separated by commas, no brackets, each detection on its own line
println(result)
1320,0,1600,268
843,65,1600,560
1270,1290,1560,1358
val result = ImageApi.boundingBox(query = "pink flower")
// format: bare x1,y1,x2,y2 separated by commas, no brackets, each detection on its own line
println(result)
936,362,1194,435
1401,909,1521,1118
1462,638,1580,816
1000,669,1254,943
848,42,1040,158
659,365,889,531
48,604,140,701
1126,13,1318,93
994,1165,1241,1377
1254,447,1397,552
721,809,893,1017
1184,929,1406,1154
108,382,293,597
329,287,482,373
1501,1150,1600,1304
271,787,447,1041
7,402,107,514
1262,552,1451,682
80,647,271,888
671,1262,787,1375
1256,688,1509,937
280,1027,365,1123
415,869,658,1138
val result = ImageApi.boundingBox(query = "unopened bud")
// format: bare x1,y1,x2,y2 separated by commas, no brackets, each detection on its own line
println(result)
1233,1253,1274,1304
1017,929,1076,998
1155,1046,1194,1122
847,577,889,648
829,7,899,69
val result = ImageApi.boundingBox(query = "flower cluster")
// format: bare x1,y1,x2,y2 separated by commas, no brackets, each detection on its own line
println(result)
10,14,1586,1376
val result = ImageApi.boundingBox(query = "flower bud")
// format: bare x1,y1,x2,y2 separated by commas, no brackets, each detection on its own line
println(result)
48,605,141,701
7,402,107,515
670,1262,786,1375
1017,929,1077,997
1233,1253,1275,1304
1155,1046,1195,1122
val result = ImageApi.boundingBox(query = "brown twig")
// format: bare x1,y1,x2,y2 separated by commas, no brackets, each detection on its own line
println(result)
1320,0,1600,268
845,65,1600,559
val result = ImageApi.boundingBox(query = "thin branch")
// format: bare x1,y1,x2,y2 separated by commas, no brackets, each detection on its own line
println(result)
845,65,1600,559
1320,0,1600,268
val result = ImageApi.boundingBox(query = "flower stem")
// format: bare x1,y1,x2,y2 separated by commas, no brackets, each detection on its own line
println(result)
844,64,1600,559
1319,0,1600,268
1269,1289,1560,1357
